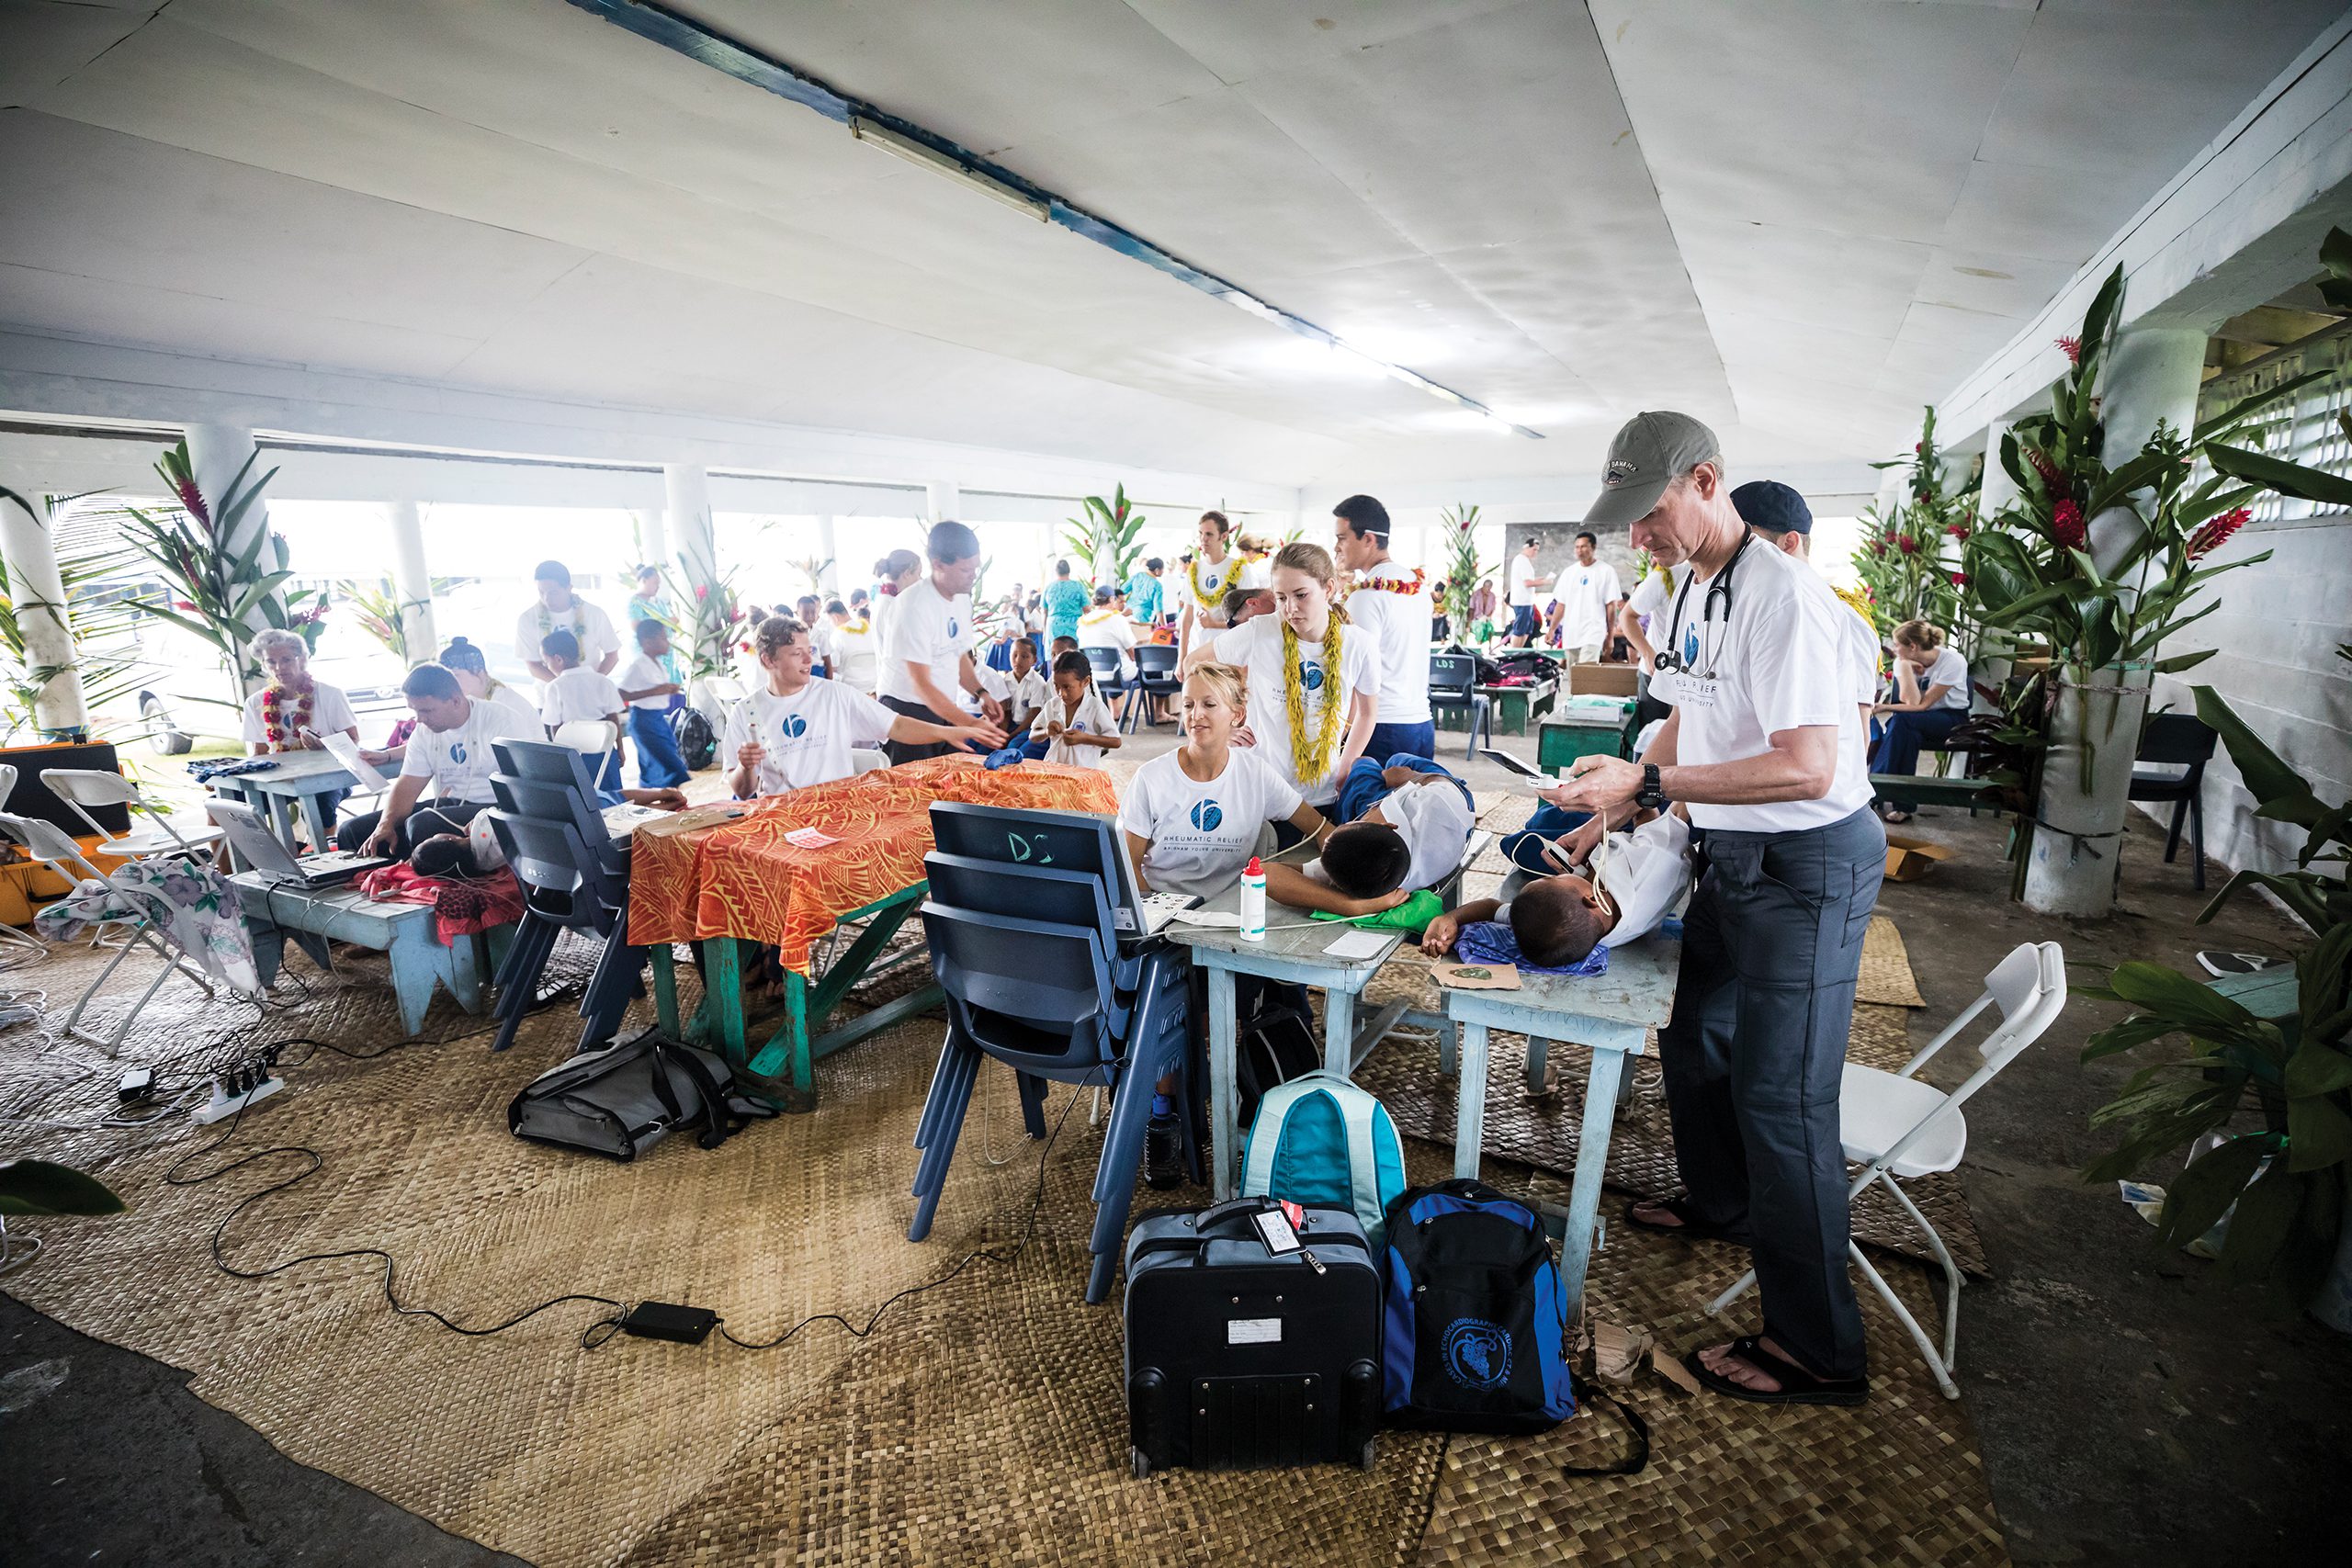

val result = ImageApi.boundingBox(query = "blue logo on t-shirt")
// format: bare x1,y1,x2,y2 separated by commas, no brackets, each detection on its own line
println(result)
449,742,468,764
1190,800,1223,832
780,714,808,739
1682,624,1700,665
1302,663,1324,692
946,618,959,639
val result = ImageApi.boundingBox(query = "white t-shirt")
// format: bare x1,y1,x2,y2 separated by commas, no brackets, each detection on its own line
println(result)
614,653,677,712
1211,613,1380,807
1914,646,1971,710
1593,811,1693,947
1549,560,1623,649
1654,542,1873,831
240,681,359,747
1308,773,1475,895
878,579,974,705
1076,607,1137,680
1117,746,1303,901
1839,602,1883,708
515,598,619,671
1027,686,1120,770
1181,550,1249,621
1006,669,1052,725
1508,554,1542,609
1344,562,1430,726
1626,570,1674,628
538,666,623,728
721,680,896,795
826,618,878,693
399,696,540,805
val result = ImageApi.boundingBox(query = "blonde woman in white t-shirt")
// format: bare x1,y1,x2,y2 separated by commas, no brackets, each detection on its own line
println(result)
1118,663,1329,902
1871,619,1971,822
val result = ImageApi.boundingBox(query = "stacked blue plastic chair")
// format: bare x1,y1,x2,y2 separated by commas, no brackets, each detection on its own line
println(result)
907,802,1197,1303
485,739,639,1055
1126,644,1182,731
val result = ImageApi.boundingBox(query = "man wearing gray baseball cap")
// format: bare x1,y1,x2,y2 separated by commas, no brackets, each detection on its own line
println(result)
1542,412,1884,1406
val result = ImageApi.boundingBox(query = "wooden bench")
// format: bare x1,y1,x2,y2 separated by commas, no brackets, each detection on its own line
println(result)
1870,773,1994,811
229,873,495,1034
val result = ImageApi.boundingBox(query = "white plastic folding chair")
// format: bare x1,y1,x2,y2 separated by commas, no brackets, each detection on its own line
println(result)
40,767,223,861
1705,941,2068,1399
0,765,43,963
552,719,619,755
0,809,218,1054
700,675,748,708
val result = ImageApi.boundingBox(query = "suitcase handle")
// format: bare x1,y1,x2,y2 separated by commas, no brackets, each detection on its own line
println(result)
1193,1196,1278,1235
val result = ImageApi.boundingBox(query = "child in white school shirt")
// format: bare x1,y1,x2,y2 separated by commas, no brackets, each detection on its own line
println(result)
1030,649,1123,771
537,628,627,791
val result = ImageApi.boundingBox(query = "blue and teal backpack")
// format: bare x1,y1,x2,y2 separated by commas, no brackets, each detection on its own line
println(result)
1238,1071,1408,1251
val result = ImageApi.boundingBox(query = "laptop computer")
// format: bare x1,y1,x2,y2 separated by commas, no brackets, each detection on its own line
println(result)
205,798,392,887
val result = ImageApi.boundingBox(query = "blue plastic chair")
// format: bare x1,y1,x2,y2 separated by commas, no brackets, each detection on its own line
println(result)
486,739,639,1054
1429,653,1490,759
907,873,1196,1303
1127,643,1181,732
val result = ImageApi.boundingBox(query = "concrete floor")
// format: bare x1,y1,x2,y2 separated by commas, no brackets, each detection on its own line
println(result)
6,718,2348,1564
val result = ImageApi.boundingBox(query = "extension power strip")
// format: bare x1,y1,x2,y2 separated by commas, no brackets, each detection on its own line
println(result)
193,1075,286,1126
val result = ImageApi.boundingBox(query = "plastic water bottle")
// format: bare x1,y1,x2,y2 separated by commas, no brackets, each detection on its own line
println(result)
1239,856,1266,942
1144,1092,1182,1190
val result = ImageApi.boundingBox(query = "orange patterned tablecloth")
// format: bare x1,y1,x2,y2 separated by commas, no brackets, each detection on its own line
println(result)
626,756,1118,973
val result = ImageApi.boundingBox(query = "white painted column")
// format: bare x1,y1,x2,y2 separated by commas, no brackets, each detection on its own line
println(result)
632,506,671,580
0,480,89,737
385,500,437,664
924,482,960,525
2093,328,2207,581
665,463,725,723
186,423,280,698
814,513,838,592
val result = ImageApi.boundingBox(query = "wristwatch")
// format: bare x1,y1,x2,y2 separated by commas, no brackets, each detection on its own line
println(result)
1634,762,1665,811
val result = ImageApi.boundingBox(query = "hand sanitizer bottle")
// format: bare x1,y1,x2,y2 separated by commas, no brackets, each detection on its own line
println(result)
1239,856,1266,942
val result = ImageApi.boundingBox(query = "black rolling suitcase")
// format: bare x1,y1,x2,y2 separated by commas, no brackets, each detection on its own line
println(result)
1123,1197,1383,1477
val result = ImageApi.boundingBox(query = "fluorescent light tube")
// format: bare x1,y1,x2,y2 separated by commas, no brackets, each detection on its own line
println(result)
850,118,1048,221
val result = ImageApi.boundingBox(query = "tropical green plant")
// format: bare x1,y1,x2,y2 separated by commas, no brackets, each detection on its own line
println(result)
1857,406,1976,641
1063,486,1146,584
657,559,748,683
107,441,323,704
1440,502,1486,632
334,575,461,664
0,490,145,741
0,1158,126,1216
2080,664,2352,1303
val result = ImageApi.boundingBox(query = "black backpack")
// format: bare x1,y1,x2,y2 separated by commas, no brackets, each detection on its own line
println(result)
672,705,717,771
1237,984,1320,1125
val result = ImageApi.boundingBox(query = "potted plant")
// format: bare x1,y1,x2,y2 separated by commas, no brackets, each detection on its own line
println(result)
1440,502,1486,640
1953,253,2352,915
2080,663,2352,1326
1063,486,1146,586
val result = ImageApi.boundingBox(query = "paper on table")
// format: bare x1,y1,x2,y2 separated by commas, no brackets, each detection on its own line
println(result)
312,730,390,793
1164,908,1242,929
784,827,838,849
1321,929,1393,961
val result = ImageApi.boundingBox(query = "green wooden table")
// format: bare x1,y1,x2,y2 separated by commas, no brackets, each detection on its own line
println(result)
646,883,941,1111
1433,678,1556,737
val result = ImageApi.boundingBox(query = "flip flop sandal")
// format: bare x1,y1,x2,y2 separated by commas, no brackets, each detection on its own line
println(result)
1684,1335,1869,1407
1623,1196,1750,1247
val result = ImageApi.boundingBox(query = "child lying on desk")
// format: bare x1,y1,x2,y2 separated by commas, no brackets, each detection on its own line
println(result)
1258,754,1476,923
1420,807,1693,968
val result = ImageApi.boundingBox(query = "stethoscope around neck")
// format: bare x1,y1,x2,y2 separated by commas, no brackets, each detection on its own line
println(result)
1653,530,1755,681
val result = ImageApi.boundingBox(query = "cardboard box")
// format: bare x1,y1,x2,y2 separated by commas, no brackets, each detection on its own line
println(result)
1884,833,1955,883
1566,663,1639,697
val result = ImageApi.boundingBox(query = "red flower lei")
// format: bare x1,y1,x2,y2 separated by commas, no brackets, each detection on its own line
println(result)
1340,566,1428,604
258,680,318,753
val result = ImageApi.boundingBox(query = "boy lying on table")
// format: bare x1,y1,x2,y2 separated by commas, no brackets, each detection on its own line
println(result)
1261,755,1476,923
1420,805,1693,967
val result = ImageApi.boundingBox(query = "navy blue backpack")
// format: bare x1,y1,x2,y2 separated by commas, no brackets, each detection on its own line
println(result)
1381,1179,1649,1472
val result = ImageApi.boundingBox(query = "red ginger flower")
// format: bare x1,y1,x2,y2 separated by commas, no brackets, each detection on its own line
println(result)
2026,446,2064,485
175,477,212,532
1945,522,1970,539
1869,540,1886,558
2189,507,2251,558
1950,571,1969,587
1895,534,1919,556
2057,335,2082,367
2052,498,2086,550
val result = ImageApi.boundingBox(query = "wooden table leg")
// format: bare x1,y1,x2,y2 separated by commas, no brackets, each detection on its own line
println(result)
705,939,747,1071
446,931,487,1015
264,792,302,855
1453,1020,1490,1179
1321,987,1356,1077
1206,963,1238,1201
1558,1046,1628,1327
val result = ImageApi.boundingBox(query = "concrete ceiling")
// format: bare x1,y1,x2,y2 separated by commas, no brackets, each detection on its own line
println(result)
0,0,2342,490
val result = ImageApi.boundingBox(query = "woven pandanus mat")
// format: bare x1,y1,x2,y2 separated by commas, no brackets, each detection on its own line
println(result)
1349,973,1988,1277
1859,915,1929,1008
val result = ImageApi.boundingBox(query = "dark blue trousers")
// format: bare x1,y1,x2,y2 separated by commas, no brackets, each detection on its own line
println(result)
628,706,689,788
1363,719,1436,761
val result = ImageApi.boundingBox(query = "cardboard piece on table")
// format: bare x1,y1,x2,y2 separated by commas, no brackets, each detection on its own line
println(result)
1432,962,1521,991
1884,833,1955,883
639,802,750,839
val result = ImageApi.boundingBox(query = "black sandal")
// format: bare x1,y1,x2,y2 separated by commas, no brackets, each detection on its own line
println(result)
1684,1335,1868,1407
1623,1196,1749,1246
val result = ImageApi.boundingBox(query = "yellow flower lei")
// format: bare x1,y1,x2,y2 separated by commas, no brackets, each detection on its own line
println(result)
1281,609,1348,784
1186,549,1237,607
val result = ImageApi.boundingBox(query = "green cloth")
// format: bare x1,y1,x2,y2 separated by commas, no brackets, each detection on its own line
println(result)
1310,888,1443,935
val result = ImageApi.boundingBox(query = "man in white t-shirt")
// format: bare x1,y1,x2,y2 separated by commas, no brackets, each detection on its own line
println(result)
1546,532,1623,662
1332,493,1433,760
1734,480,1883,718
334,662,540,873
517,559,620,682
877,521,1008,764
1544,411,1882,1409
1618,564,1678,673
1075,586,1138,681
726,615,994,796
1505,537,1552,647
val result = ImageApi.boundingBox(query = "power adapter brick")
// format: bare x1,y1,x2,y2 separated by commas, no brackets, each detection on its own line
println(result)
618,1302,717,1345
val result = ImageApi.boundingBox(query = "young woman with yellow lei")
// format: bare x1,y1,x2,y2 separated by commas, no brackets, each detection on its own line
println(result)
1189,541,1380,825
